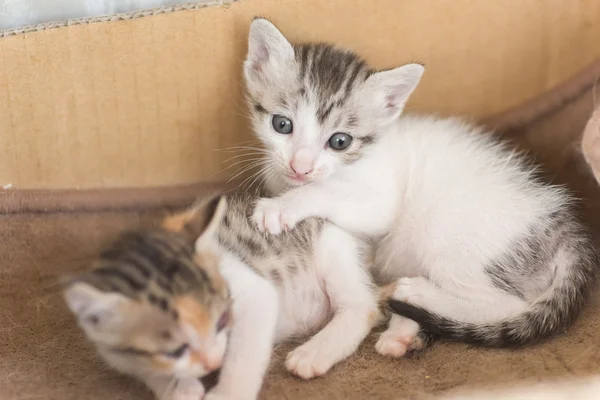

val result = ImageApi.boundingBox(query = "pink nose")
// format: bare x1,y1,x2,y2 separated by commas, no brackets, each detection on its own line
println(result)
290,162,313,175
290,149,314,175
203,356,222,372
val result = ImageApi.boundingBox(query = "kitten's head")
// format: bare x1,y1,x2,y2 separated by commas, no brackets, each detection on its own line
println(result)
63,195,231,380
244,18,424,187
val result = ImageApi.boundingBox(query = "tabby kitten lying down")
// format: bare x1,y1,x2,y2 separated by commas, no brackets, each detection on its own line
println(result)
63,191,385,400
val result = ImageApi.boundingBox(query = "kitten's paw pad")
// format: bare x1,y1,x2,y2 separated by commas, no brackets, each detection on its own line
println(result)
164,379,205,400
375,332,413,358
392,277,430,304
285,341,337,380
252,198,298,235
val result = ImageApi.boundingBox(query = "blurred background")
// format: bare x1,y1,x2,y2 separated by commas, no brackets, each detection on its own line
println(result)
0,0,217,30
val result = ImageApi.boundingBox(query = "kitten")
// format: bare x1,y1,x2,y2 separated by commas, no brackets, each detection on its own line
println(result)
63,190,382,400
243,18,599,356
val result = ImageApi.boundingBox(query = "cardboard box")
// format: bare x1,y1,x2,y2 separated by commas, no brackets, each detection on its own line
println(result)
1,0,599,190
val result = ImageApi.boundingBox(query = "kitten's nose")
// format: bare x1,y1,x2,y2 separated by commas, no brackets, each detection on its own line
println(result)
290,149,314,175
191,350,223,372
202,355,222,372
290,162,313,175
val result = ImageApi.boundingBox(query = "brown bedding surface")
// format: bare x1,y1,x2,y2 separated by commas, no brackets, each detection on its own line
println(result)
2,88,600,400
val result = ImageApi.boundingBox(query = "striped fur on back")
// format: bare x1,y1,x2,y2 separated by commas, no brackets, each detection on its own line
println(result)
62,189,330,385
216,190,324,285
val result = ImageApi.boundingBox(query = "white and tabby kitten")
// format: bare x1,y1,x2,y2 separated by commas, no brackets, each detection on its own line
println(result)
243,18,599,356
63,190,382,400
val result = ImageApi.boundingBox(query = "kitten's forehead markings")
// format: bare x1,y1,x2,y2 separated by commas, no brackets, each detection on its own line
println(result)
294,44,371,125
174,295,212,339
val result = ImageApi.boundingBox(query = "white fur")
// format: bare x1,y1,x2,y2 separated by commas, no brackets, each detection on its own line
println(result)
252,113,568,352
243,22,428,192
204,252,279,400
205,223,378,399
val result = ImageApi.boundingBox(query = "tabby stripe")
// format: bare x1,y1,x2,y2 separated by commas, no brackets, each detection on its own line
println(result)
119,254,153,279
318,102,335,123
297,46,308,80
94,267,145,291
342,60,365,103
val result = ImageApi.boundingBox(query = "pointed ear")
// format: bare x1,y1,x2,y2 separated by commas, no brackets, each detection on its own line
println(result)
163,194,228,245
366,63,424,122
244,18,294,82
63,282,128,329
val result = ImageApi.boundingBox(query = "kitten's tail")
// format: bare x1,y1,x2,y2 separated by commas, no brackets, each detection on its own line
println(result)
387,254,599,347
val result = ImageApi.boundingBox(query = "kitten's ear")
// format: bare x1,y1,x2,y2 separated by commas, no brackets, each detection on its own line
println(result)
244,18,294,81
163,194,228,245
63,281,127,329
366,63,424,122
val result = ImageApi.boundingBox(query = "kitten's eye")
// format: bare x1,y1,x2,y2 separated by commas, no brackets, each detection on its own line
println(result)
216,310,230,332
271,115,293,134
328,132,353,151
165,344,189,358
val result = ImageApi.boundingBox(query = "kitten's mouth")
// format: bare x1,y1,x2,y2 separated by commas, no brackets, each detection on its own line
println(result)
290,174,308,182
199,368,220,391
287,174,310,185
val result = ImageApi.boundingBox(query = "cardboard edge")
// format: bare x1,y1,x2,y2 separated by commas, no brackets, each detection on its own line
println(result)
0,1,238,38
0,182,231,214
2,57,599,214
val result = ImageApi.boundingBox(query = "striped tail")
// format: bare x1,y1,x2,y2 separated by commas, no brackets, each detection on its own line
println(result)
388,256,597,348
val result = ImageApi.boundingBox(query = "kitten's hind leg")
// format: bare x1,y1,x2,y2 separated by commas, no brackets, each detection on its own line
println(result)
285,225,379,380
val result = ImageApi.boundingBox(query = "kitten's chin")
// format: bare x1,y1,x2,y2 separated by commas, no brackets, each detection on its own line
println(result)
287,175,309,186
284,174,319,187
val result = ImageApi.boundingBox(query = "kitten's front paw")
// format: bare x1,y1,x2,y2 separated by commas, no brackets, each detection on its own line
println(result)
162,378,205,400
285,339,339,380
251,197,298,235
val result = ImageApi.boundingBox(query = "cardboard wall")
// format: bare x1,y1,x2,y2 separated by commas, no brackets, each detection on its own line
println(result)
1,0,599,189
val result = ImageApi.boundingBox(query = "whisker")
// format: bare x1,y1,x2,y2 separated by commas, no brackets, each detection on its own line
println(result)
162,377,178,399
234,164,272,193
238,164,271,190
244,165,274,191
254,167,277,191
227,161,266,183
222,152,268,163
227,160,265,177
211,158,266,178
213,144,265,153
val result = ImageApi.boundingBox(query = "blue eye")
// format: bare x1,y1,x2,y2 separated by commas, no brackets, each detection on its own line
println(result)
328,132,353,151
272,115,293,134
